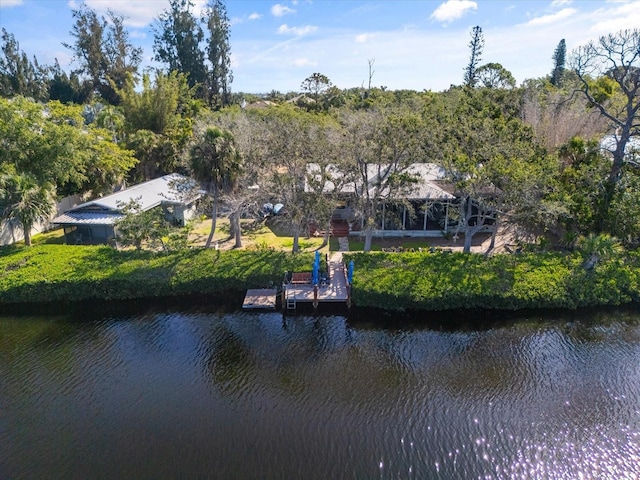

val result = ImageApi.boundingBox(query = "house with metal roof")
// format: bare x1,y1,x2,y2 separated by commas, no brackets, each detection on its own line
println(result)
305,163,461,238
52,174,199,245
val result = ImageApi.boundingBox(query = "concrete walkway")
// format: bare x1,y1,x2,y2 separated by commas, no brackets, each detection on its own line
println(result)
329,236,349,263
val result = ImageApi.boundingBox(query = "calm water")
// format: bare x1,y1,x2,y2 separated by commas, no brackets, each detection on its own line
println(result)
2,306,640,479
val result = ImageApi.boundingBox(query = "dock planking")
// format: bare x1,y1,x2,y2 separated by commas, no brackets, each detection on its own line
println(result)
242,289,278,310
283,255,350,309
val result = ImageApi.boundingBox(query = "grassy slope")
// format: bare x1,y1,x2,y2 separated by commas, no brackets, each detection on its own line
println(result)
346,251,640,311
0,244,312,305
3,230,640,312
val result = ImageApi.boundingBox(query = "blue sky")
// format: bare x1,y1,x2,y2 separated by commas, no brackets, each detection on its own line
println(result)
0,0,638,93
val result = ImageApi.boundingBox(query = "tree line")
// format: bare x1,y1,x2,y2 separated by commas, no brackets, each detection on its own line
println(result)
0,0,232,108
0,3,638,254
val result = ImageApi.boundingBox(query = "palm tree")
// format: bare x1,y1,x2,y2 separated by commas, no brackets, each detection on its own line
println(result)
189,126,243,248
0,171,55,246
577,233,623,270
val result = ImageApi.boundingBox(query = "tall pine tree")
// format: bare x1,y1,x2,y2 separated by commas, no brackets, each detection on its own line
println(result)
463,26,484,88
0,29,49,101
551,38,567,87
64,5,142,105
204,0,233,109
550,39,566,87
153,0,207,93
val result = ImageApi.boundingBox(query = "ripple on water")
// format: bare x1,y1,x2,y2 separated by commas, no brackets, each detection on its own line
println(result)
3,311,640,479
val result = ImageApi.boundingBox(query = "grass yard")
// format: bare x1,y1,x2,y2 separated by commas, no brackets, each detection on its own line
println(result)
31,229,66,245
31,217,330,253
191,217,329,253
30,217,494,254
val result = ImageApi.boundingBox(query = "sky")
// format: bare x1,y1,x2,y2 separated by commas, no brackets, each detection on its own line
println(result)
0,0,638,94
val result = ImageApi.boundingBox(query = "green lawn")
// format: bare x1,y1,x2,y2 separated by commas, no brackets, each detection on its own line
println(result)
33,218,330,253
32,219,479,254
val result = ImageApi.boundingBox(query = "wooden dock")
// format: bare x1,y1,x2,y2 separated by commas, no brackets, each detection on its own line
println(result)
242,289,278,310
282,254,351,311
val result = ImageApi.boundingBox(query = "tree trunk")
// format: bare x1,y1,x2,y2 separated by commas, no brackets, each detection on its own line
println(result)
608,130,628,186
464,222,486,253
319,228,330,249
23,224,32,247
462,197,474,253
597,176,618,233
463,228,473,253
363,228,373,252
231,212,242,248
484,216,499,255
205,188,218,248
292,231,300,253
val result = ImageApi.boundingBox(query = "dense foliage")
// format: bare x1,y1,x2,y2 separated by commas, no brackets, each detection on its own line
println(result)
1,245,639,313
0,245,311,304
346,250,640,311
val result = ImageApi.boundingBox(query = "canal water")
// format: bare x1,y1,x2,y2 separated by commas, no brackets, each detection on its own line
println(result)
2,306,640,479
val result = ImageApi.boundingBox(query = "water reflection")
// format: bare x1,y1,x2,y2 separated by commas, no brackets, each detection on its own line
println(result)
2,308,640,479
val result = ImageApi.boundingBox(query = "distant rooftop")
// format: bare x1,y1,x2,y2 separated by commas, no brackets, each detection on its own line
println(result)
600,135,640,162
306,162,455,200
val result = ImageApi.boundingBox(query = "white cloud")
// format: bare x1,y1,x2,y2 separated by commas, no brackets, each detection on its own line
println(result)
78,0,168,27
271,4,295,17
129,30,147,40
355,33,375,43
430,0,477,23
526,7,577,25
278,24,317,36
73,0,207,27
0,0,24,7
590,2,640,34
551,0,573,6
232,12,262,25
292,57,317,67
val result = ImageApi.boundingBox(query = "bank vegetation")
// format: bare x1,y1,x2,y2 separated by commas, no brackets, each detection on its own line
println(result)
1,244,638,313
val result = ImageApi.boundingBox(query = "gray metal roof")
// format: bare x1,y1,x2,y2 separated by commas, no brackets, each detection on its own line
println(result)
52,211,123,226
72,173,194,212
306,163,455,200
53,173,197,226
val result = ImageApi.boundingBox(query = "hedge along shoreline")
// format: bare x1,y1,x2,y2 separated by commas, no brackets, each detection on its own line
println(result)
344,251,640,311
1,245,640,313
0,245,312,307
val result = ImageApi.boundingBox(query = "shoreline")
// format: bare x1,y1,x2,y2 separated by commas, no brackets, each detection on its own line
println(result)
1,245,639,317
2,293,639,331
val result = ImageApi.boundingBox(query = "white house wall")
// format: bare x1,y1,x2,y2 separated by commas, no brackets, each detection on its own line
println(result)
0,195,82,246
